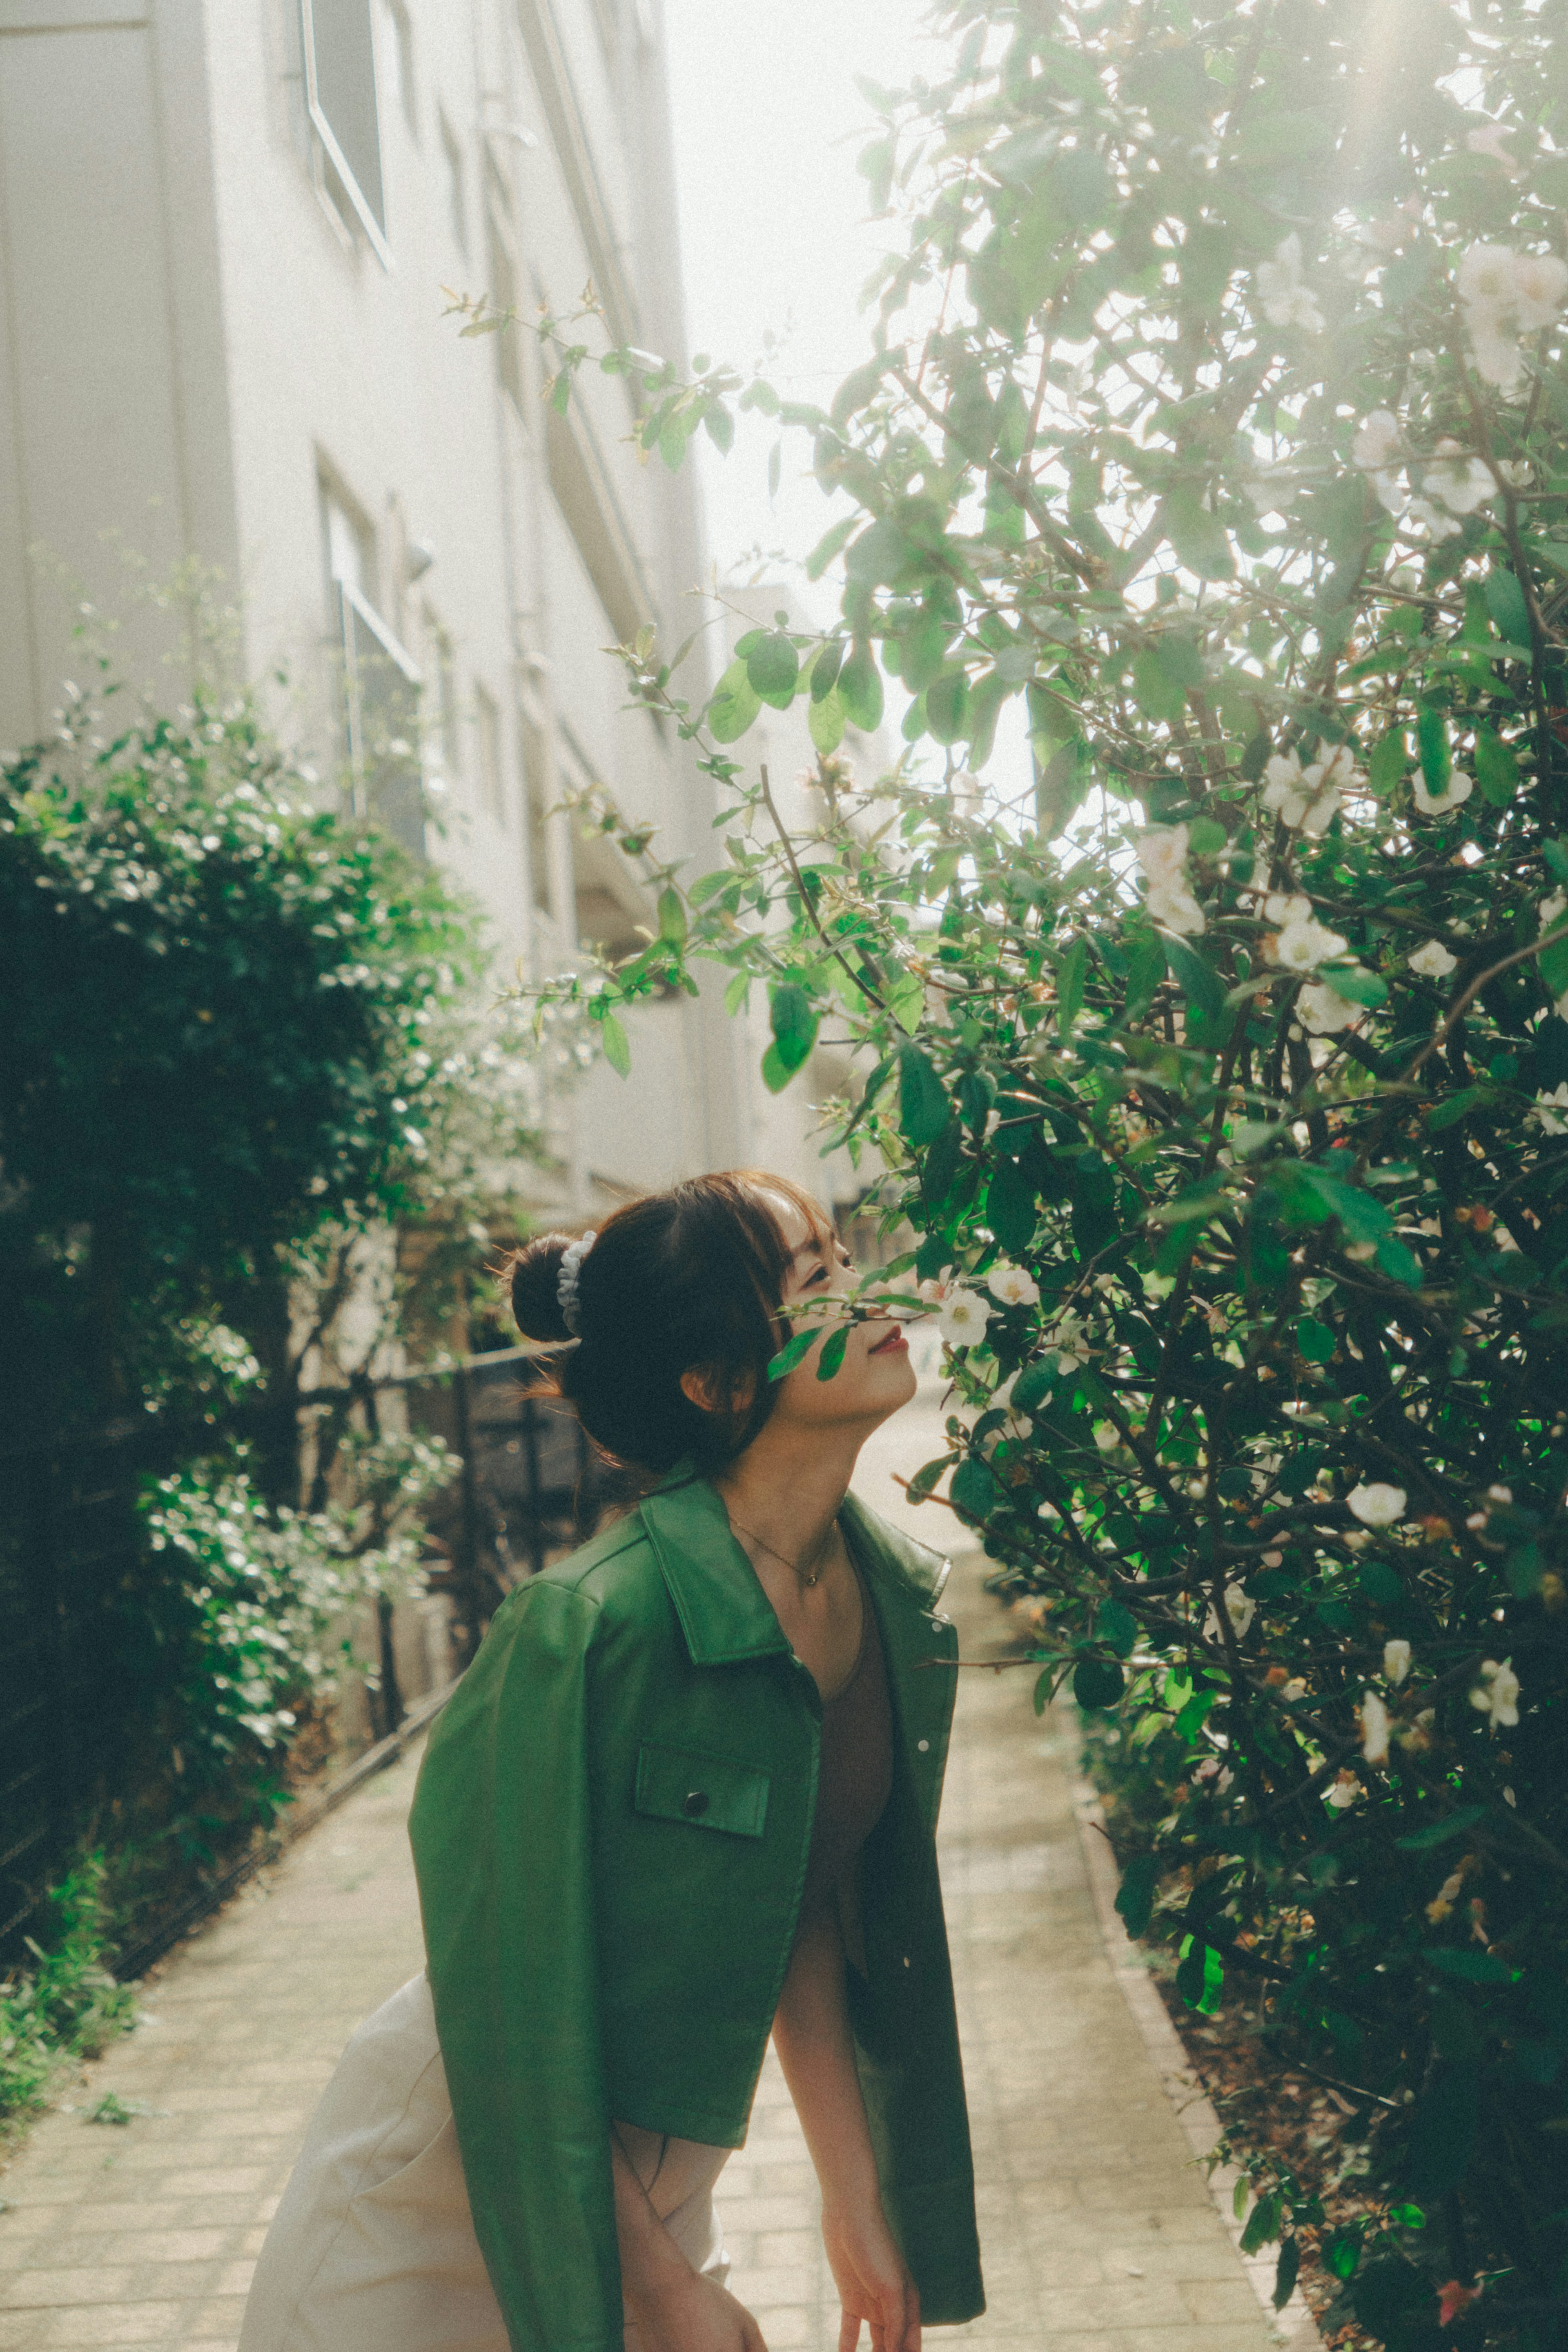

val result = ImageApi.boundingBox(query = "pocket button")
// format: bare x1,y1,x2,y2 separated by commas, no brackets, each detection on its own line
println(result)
683,1789,710,1817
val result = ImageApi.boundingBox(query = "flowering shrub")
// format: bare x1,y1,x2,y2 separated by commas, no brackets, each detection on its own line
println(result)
474,0,1568,2332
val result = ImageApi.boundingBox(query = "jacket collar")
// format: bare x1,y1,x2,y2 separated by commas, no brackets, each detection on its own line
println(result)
640,1467,951,1670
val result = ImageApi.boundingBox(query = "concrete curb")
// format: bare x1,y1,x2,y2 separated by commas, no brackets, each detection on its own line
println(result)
1070,1776,1325,2352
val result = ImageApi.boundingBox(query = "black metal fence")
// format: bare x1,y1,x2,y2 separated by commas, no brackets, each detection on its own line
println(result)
0,1351,600,1973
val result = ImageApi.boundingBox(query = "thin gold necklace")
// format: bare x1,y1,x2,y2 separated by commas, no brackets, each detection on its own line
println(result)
724,1508,835,1590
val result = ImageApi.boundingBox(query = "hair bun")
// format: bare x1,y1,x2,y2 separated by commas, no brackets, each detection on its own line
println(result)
509,1234,577,1345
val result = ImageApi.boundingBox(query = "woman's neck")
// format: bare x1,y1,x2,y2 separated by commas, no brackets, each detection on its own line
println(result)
712,1422,861,1567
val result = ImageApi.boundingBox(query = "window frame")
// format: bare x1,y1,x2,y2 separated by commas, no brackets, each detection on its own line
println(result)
300,0,392,268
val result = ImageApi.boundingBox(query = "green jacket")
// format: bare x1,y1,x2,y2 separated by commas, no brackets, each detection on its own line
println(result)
408,1470,984,2352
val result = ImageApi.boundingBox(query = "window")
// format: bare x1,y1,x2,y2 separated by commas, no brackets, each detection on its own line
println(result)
322,482,424,856
425,611,461,788
440,113,467,254
519,704,552,913
475,683,505,825
382,0,416,139
301,0,389,262
484,167,525,410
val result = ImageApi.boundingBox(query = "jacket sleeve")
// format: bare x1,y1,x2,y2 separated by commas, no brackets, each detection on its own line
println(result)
408,1577,621,2352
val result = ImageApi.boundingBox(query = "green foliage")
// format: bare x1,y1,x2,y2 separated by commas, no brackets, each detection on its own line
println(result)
0,1858,136,2134
140,1433,452,1767
501,2,1568,2334
0,690,512,1434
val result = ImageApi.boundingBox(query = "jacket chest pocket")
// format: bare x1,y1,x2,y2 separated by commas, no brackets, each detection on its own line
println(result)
635,1741,770,1839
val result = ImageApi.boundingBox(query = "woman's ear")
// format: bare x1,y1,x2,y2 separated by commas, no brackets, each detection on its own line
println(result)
679,1362,757,1418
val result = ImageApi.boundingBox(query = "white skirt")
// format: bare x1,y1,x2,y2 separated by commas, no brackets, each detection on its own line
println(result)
239,1972,731,2352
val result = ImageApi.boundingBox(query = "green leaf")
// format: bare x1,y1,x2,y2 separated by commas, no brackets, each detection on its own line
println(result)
1239,2194,1281,2256
898,1044,949,1146
1296,1317,1335,1362
808,688,846,754
1426,1086,1485,1133
1074,1656,1125,1710
768,983,819,1073
1484,566,1531,647
1317,961,1387,1008
702,401,734,455
810,639,846,701
1272,2238,1301,2312
760,1041,795,1093
1474,726,1519,806
746,631,800,709
1176,1934,1224,2015
1368,729,1408,796
768,1327,817,1382
1395,1806,1488,1851
926,668,971,745
1415,706,1451,793
838,642,884,731
1160,934,1226,1024
1099,1598,1138,1657
987,1157,1038,1255
815,1323,850,1383
723,968,751,1016
657,887,687,945
1165,487,1234,581
1423,1947,1517,1984
1376,1236,1424,1287
600,1011,631,1078
1057,937,1088,1034
709,656,762,743
805,514,858,582
951,1454,999,1523
1114,1854,1158,1937
888,971,924,1036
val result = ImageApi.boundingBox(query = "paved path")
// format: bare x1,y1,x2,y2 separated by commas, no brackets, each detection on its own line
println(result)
0,1398,1284,2350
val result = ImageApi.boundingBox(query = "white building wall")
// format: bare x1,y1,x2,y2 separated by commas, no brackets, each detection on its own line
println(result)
0,0,748,1217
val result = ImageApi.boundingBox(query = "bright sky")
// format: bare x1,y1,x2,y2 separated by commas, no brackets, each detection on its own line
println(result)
662,0,934,609
662,1,1036,798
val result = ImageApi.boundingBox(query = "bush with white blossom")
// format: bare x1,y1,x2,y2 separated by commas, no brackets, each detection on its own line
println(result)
482,0,1568,2334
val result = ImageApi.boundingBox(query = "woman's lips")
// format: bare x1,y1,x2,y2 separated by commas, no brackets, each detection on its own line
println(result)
869,1326,909,1356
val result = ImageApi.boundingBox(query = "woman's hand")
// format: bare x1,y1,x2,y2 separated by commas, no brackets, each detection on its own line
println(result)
822,2198,920,2352
626,2266,769,2352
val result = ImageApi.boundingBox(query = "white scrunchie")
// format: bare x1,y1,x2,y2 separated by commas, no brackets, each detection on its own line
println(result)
557,1231,597,1337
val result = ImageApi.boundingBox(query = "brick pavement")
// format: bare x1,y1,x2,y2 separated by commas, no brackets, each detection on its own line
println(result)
0,1397,1292,2349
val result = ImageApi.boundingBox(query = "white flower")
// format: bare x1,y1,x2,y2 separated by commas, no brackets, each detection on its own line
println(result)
1271,917,1349,974
1146,879,1207,936
1457,239,1521,311
1425,440,1494,516
1281,1677,1308,1703
1352,409,1407,513
1470,1656,1520,1732
1264,892,1312,927
1260,747,1352,834
1472,332,1526,394
1205,1583,1256,1643
939,1288,994,1346
1353,409,1401,470
987,1263,1040,1308
1512,251,1568,330
1348,1481,1407,1528
918,1266,956,1306
1498,458,1533,489
1466,121,1522,174
1409,939,1458,979
1384,1639,1412,1686
1412,773,1473,817
1530,1083,1568,1136
1138,827,1207,936
1298,980,1362,1035
1325,1769,1362,1809
1256,234,1325,332
1405,497,1461,540
1049,1311,1090,1371
1539,890,1567,933
1359,1691,1391,1767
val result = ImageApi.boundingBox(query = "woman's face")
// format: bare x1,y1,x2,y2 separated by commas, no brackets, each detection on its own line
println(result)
764,1197,918,1432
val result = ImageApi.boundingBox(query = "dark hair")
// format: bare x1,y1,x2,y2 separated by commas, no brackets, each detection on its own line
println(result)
508,1171,833,1478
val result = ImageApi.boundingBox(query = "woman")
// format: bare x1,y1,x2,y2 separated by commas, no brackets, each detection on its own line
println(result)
239,1171,983,2352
